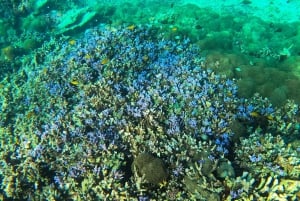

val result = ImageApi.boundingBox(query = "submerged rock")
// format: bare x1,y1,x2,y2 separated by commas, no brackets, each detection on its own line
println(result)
132,153,168,185
215,159,235,179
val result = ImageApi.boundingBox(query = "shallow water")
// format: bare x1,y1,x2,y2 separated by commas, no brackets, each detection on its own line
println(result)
0,0,299,200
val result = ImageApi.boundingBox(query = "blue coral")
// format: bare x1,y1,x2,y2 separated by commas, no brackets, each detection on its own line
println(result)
0,25,295,200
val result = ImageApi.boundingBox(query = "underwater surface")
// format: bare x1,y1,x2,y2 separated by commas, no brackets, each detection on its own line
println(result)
0,0,300,200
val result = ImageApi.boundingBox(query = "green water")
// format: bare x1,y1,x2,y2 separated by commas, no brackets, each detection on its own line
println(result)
0,0,300,200
1,0,300,105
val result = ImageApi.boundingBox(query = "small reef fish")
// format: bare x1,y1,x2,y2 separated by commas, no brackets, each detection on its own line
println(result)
70,80,80,86
127,25,135,31
101,58,110,65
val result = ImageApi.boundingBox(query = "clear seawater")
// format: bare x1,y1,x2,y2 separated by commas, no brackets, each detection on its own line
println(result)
0,0,299,200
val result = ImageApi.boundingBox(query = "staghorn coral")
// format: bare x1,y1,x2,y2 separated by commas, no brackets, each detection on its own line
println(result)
0,25,299,200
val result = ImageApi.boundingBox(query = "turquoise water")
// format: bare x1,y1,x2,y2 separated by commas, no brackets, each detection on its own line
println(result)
0,0,299,200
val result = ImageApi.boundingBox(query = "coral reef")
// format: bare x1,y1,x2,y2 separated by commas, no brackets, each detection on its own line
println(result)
0,25,299,200
2,1,300,106
0,1,300,200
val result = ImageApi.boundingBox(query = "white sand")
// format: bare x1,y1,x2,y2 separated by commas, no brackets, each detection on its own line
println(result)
181,0,300,23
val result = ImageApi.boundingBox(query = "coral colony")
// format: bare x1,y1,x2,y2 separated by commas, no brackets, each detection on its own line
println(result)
0,25,300,200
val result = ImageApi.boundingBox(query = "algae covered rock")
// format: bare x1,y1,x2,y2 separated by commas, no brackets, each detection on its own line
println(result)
184,176,220,201
55,7,97,35
215,159,235,179
132,153,168,185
